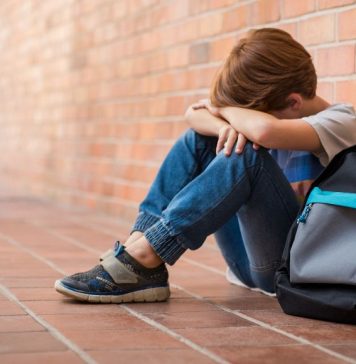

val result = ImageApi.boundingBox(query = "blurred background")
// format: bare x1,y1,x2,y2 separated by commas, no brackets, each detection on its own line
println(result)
0,0,355,233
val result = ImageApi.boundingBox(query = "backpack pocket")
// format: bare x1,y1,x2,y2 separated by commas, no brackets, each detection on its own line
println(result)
290,187,356,285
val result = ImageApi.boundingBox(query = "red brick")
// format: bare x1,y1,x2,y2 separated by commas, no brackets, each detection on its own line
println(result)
189,42,210,64
299,14,335,45
222,5,249,32
282,0,316,18
198,12,224,37
210,36,236,62
319,0,355,9
274,22,298,39
251,0,280,24
316,44,355,76
317,82,334,102
335,80,356,105
338,8,356,40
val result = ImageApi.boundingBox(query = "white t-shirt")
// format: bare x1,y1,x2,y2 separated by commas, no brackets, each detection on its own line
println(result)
303,103,356,166
270,103,356,200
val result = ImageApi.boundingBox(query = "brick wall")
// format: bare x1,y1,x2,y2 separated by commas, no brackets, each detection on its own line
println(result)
0,0,355,231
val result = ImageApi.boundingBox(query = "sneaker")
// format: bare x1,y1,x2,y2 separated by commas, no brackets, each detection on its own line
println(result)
54,244,170,303
226,267,276,297
99,240,121,262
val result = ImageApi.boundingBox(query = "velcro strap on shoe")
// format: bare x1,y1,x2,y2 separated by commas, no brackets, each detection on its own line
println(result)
101,255,138,284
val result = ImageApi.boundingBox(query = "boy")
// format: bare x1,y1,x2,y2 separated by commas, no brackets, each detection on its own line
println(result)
55,28,356,302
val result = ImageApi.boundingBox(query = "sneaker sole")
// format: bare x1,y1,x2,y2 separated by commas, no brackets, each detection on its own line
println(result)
54,280,170,303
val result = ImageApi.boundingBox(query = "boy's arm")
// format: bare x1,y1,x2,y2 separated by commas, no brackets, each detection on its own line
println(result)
220,107,322,153
185,106,252,155
184,105,227,137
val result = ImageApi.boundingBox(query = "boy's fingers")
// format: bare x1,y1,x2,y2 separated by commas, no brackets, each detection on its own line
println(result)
216,128,228,154
191,103,206,110
253,143,260,150
224,131,237,156
235,134,247,154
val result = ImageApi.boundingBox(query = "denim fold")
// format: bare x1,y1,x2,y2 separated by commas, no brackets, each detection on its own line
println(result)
144,220,186,265
131,212,160,234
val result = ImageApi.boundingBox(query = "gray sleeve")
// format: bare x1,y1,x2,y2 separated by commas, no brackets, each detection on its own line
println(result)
302,104,356,166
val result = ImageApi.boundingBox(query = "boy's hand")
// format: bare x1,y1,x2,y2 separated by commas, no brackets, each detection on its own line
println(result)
217,124,255,156
192,100,261,155
192,99,221,118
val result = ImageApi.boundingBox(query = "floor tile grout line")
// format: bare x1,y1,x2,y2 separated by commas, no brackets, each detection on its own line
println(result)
13,219,356,363
0,231,229,364
122,305,229,364
0,283,97,364
172,284,356,364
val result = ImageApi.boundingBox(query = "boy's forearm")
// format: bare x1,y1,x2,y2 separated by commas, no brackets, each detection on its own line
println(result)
219,107,274,145
185,106,227,137
220,106,322,152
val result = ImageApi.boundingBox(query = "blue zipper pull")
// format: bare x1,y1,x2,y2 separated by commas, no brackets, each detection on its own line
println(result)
297,203,313,224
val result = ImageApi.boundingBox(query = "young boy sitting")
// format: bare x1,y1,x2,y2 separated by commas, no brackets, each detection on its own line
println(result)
55,28,356,303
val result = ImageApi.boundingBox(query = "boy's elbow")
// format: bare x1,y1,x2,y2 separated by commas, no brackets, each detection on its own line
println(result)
184,106,195,125
252,121,274,148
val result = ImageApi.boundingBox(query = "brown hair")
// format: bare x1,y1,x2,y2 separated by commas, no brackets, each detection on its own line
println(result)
210,28,317,111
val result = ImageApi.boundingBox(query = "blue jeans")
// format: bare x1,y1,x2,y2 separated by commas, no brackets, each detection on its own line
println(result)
132,129,299,292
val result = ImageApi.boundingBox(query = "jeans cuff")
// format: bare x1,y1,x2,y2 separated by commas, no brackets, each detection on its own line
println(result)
131,212,160,234
144,220,186,266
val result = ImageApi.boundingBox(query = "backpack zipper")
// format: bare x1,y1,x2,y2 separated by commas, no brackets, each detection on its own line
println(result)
297,203,313,224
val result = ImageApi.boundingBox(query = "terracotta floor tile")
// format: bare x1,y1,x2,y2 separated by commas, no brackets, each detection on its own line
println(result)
0,267,59,278
65,329,186,350
2,278,60,288
2,196,350,361
0,292,7,300
239,309,331,327
10,287,64,301
145,309,253,329
25,300,127,315
172,281,259,298
0,351,85,364
41,312,150,332
48,225,115,250
175,326,294,347
89,348,216,364
126,298,219,314
325,344,356,359
212,345,344,364
0,315,44,332
0,301,26,316
211,296,280,311
0,332,67,354
285,325,356,344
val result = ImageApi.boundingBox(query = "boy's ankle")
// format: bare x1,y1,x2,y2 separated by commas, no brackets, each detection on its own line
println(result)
125,237,163,269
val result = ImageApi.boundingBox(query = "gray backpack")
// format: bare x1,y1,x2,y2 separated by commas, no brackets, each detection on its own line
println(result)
275,145,356,324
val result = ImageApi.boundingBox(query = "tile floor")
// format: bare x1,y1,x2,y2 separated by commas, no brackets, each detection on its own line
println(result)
0,192,356,364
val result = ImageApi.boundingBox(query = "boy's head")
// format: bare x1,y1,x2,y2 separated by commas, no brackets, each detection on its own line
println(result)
211,28,317,113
